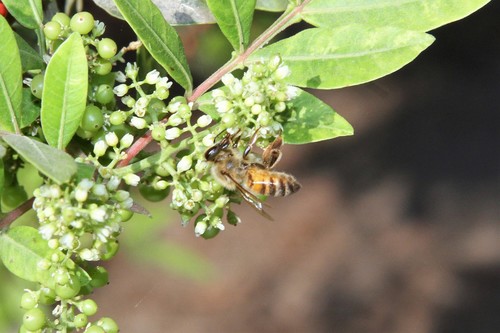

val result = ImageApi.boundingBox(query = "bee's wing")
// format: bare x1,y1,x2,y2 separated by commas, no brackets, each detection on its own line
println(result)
223,172,273,221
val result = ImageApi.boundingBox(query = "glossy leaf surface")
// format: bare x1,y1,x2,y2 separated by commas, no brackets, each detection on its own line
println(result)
114,0,193,92
41,33,88,149
249,26,434,89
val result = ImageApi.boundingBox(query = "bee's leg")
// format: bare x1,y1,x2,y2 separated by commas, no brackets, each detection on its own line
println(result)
262,135,283,169
243,127,261,158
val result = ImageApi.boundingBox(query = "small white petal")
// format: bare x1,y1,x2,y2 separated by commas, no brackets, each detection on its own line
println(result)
194,221,207,237
123,173,140,186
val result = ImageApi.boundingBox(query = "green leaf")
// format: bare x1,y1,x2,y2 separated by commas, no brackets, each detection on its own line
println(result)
0,16,22,134
0,226,90,286
196,91,222,121
2,134,77,185
20,88,40,129
114,0,193,92
301,0,491,32
14,33,44,72
41,33,88,149
0,159,4,210
94,0,216,25
256,0,288,12
0,226,51,282
281,89,353,144
249,26,435,89
2,0,43,29
75,162,96,183
207,0,256,52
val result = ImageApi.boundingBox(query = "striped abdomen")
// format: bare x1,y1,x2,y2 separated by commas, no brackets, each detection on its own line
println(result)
244,166,301,197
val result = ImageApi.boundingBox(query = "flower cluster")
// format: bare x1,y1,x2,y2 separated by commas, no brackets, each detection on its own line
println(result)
211,55,299,139
161,56,298,237
33,177,133,261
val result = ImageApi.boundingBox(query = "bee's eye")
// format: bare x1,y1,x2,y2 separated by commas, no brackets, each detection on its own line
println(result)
205,145,219,161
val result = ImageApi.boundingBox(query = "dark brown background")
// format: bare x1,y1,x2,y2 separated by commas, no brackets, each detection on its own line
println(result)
88,2,500,332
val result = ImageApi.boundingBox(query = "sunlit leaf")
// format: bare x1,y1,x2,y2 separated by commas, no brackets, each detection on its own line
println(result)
0,16,22,134
301,0,491,32
249,26,434,89
207,0,256,52
0,226,90,286
281,89,353,144
0,226,50,282
256,0,288,12
41,33,88,149
2,0,43,29
2,134,77,185
96,0,216,25
114,0,193,92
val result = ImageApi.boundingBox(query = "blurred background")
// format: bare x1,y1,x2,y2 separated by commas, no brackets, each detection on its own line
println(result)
2,1,500,332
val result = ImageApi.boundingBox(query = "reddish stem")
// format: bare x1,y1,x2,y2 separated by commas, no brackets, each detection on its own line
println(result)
0,197,35,229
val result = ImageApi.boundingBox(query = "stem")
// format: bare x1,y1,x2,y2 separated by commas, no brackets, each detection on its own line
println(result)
0,198,35,229
188,1,309,103
118,1,308,168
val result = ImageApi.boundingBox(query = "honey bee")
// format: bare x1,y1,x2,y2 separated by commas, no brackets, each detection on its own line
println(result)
205,128,301,219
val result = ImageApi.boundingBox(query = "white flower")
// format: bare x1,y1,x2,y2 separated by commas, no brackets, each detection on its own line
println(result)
115,71,127,83
172,188,187,207
155,180,169,190
125,62,139,79
211,89,225,98
39,224,56,240
215,100,233,113
274,65,290,80
194,221,207,237
183,200,196,211
123,173,140,186
176,156,192,173
202,134,215,147
251,104,262,115
134,106,146,117
230,80,243,96
244,96,255,107
285,86,300,100
90,206,107,222
191,189,203,202
113,84,128,97
195,160,209,173
120,133,134,148
47,239,59,249
130,116,147,129
197,114,212,128
75,188,89,202
79,248,100,261
165,127,181,140
106,176,121,191
221,73,235,86
79,179,94,190
144,69,160,84
215,221,225,231
155,76,172,89
93,140,108,157
105,132,119,147
168,114,183,126
96,227,111,242
60,233,76,249
269,55,282,71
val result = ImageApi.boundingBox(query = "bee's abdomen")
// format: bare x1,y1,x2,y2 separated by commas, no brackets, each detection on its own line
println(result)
245,169,301,197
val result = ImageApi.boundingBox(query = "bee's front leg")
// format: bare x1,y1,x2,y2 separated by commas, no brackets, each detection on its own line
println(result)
243,127,261,159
